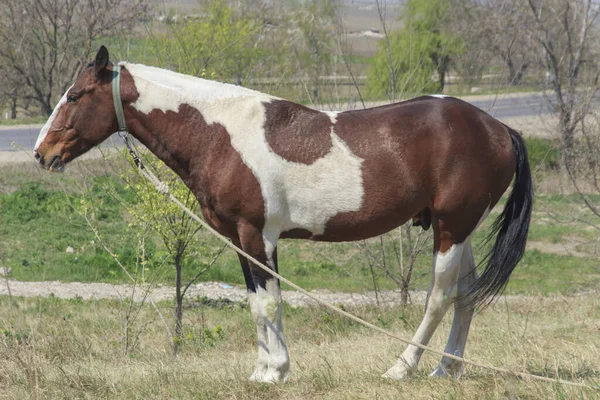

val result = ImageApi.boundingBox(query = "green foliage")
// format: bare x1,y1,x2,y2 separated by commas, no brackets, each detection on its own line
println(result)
1,328,30,346
150,0,267,85
368,0,462,99
120,153,203,264
1,158,599,297
524,137,560,171
0,183,66,223
292,0,340,103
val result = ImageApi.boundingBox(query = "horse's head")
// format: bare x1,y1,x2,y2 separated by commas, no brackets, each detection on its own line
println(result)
34,46,118,171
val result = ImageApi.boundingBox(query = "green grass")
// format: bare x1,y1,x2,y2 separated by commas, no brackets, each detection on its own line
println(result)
0,158,599,297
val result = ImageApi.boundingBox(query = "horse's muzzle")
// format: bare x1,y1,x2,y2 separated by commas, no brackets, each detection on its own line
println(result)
34,151,65,172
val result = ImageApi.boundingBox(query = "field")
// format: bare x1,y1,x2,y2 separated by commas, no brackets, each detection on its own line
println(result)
0,138,598,296
1,136,600,397
1,292,599,398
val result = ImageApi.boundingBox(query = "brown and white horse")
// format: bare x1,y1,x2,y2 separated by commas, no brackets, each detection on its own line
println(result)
35,46,532,382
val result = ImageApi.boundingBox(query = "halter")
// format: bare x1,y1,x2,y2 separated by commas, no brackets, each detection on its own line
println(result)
112,64,141,167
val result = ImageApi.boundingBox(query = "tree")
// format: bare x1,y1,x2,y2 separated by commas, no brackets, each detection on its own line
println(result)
0,0,146,116
358,223,431,305
120,154,206,348
151,0,268,85
461,0,532,86
291,0,341,104
368,0,462,99
525,0,600,166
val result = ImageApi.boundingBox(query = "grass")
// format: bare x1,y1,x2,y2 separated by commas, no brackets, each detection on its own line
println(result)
0,293,598,398
1,156,599,297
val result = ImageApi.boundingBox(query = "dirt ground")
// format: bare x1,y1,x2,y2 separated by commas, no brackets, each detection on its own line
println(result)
0,278,427,307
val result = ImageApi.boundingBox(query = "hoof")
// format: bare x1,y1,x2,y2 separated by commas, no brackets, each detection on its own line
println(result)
249,368,289,383
382,364,413,380
429,363,462,379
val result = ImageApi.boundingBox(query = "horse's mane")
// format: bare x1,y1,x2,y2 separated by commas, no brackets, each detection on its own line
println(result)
120,62,277,103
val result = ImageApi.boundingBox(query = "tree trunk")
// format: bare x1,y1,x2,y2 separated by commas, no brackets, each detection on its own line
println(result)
400,282,409,305
506,57,528,86
560,110,576,171
10,96,17,119
174,253,183,353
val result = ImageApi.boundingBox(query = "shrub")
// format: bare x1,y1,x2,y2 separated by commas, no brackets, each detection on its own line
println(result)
524,137,560,171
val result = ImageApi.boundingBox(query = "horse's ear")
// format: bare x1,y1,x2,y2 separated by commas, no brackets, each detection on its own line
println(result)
94,45,109,75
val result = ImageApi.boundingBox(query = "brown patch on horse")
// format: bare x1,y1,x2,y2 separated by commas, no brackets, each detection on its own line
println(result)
315,97,515,244
119,69,266,239
311,100,436,241
263,100,333,165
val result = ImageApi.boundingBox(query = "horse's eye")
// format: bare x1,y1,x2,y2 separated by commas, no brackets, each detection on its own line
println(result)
67,95,78,103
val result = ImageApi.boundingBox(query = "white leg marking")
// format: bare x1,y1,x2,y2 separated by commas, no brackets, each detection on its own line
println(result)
248,232,289,383
430,208,490,378
247,291,270,379
430,239,478,378
383,242,466,380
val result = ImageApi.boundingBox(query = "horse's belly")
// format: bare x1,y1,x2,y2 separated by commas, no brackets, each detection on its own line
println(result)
279,191,425,242
310,204,420,242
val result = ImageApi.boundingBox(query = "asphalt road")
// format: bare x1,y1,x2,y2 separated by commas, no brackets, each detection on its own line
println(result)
0,128,123,153
467,93,554,119
0,92,560,152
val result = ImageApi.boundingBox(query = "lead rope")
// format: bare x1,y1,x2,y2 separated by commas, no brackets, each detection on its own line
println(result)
112,66,595,390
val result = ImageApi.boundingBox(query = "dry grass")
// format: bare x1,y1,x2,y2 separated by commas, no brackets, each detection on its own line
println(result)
1,292,599,399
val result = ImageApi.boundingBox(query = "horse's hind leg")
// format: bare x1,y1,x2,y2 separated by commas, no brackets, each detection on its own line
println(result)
430,238,478,378
237,223,289,383
383,219,466,380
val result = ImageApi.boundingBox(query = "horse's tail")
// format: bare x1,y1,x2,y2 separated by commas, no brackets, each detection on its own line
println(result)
464,128,533,309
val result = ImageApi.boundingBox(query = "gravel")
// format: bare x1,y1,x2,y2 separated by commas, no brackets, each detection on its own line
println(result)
0,279,428,307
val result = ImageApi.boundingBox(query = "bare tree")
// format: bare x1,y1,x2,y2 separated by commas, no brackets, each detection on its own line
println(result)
460,0,600,166
463,0,532,86
0,0,146,116
524,0,600,165
291,0,342,104
0,66,27,119
358,223,432,305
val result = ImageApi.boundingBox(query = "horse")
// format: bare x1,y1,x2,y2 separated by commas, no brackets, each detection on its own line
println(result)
34,46,532,383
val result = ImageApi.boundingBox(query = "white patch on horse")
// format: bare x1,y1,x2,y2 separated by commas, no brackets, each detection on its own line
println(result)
429,94,451,99
125,62,276,113
34,86,73,151
125,63,365,236
325,111,340,124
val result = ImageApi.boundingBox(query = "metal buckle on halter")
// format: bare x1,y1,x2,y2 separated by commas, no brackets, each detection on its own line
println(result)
118,131,142,168
113,65,143,169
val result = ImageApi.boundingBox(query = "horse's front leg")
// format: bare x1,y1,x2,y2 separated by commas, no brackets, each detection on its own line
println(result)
237,223,289,383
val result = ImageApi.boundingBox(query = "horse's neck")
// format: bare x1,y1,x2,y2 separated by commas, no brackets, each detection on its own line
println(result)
124,105,211,185
121,64,278,190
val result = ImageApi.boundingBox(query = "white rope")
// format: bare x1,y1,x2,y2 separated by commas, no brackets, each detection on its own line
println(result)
134,164,596,390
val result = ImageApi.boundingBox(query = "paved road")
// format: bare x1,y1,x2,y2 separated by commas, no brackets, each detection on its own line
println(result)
468,93,554,119
0,92,565,152
0,128,123,153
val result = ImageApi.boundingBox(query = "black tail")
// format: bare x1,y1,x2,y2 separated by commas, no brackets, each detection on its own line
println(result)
464,128,533,309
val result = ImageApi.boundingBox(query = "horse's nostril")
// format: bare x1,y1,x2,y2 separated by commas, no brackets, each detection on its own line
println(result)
34,150,41,160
